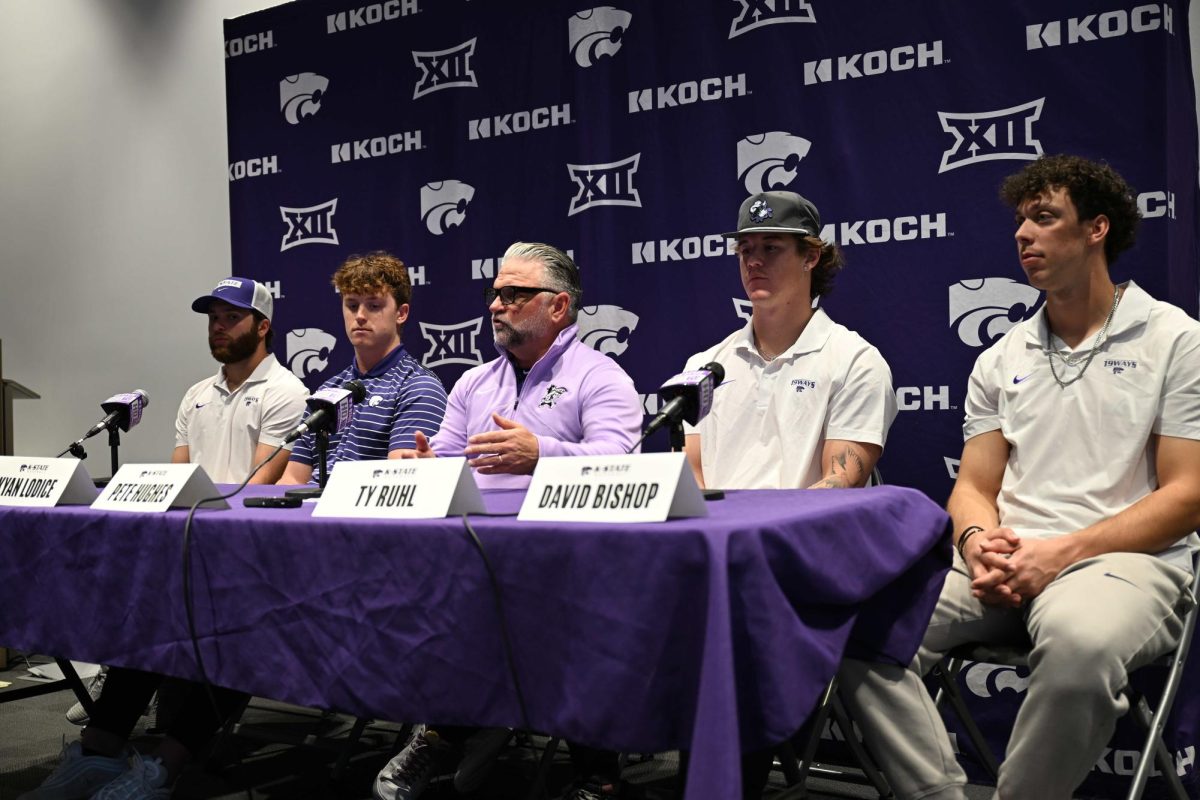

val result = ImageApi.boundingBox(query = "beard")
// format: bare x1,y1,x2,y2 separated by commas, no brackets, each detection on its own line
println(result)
492,314,551,351
209,327,262,364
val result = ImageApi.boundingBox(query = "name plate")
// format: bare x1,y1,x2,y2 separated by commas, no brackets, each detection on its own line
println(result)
312,457,485,519
519,452,707,523
92,463,228,513
0,456,98,507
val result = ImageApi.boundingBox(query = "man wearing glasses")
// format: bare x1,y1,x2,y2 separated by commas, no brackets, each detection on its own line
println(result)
395,240,641,489
374,241,641,800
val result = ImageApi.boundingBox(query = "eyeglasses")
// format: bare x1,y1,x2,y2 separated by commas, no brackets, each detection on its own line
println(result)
484,286,559,306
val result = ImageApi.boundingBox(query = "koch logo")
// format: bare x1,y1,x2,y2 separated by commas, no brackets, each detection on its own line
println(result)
737,131,811,194
733,298,753,321
628,74,748,113
472,249,576,281
639,393,662,415
631,233,734,265
1139,190,1176,220
407,265,428,286
1093,746,1195,778
280,73,329,125
568,6,632,68
938,98,1044,173
1026,4,1172,50
819,213,948,246
804,40,943,85
286,328,337,379
260,280,283,299
420,318,484,368
469,104,573,140
413,38,477,99
567,154,641,216
229,155,278,182
420,180,474,235
226,30,273,58
949,278,1042,347
327,0,419,34
331,130,422,164
729,0,815,38
576,305,639,357
896,386,952,412
280,200,338,251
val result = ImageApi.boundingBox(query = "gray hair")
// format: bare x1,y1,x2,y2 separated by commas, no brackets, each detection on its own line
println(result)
501,241,582,321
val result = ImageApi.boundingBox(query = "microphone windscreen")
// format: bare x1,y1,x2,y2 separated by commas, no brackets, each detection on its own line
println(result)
345,380,367,403
704,363,725,386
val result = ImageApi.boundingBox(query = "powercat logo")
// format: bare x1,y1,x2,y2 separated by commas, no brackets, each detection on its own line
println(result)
804,40,944,85
737,131,811,194
628,74,748,113
420,319,484,368
938,99,1044,173
567,154,641,216
949,278,1042,347
568,6,632,67
280,200,338,250
576,305,639,357
280,73,328,125
413,39,477,99
420,181,475,235
327,0,419,34
286,329,337,380
1027,4,1173,50
729,0,815,38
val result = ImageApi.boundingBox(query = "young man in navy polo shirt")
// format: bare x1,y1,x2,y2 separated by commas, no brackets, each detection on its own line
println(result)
279,251,447,484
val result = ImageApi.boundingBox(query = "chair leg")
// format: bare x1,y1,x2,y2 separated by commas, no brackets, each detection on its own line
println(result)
526,736,561,800
330,716,371,782
830,693,893,799
791,677,840,797
930,658,1001,780
775,740,802,787
55,658,97,719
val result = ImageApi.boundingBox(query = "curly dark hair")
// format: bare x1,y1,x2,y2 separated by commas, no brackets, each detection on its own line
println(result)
999,154,1140,264
801,235,844,298
332,251,412,307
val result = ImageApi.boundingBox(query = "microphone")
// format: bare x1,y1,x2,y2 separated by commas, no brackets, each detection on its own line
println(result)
82,390,151,439
284,380,367,444
642,362,725,441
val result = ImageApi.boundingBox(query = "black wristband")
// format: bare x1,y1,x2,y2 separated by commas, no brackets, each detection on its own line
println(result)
956,525,985,560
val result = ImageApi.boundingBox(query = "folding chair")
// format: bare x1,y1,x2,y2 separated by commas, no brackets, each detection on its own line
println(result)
932,552,1200,800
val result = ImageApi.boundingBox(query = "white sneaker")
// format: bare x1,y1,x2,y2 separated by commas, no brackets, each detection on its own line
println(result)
373,726,455,800
92,752,170,800
65,669,108,726
15,740,126,800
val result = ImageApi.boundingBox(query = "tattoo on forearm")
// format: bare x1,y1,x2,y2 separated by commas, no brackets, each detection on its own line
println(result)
824,447,867,488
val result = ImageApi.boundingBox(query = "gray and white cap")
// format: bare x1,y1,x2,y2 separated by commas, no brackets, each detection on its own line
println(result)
724,191,822,238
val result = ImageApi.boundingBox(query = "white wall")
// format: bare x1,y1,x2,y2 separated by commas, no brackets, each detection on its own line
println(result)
0,0,285,465
0,0,1198,467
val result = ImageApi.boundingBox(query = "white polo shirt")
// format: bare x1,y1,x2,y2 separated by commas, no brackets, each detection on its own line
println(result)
964,281,1200,569
175,355,309,483
684,310,897,489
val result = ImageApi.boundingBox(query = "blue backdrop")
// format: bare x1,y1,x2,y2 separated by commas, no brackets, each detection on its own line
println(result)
224,2,1200,795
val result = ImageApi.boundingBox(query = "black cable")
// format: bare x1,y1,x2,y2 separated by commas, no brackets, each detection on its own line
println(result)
459,513,532,733
181,442,285,721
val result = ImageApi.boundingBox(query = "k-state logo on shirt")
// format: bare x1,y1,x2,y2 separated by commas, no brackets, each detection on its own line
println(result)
540,385,569,408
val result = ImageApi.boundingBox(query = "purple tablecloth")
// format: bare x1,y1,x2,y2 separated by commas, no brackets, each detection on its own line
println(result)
0,485,950,798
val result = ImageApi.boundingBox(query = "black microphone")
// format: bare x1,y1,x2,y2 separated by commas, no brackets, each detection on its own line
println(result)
82,390,151,439
284,380,367,444
642,362,725,440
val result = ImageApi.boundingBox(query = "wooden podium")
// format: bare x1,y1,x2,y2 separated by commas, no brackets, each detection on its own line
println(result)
0,339,39,669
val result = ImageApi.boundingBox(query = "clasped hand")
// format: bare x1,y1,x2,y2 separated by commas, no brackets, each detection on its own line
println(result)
966,527,1068,607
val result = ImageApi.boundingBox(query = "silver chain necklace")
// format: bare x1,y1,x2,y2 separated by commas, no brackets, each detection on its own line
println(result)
1046,286,1120,389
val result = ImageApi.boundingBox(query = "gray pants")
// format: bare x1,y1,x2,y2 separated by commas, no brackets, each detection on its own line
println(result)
839,551,1192,800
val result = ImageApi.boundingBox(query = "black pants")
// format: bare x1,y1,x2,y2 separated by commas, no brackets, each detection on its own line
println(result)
88,667,248,757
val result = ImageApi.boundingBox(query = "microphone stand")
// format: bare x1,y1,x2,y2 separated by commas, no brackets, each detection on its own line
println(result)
668,420,685,453
108,427,121,481
285,429,330,500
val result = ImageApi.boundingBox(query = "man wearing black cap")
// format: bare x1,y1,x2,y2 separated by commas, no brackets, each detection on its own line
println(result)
683,191,896,492
175,277,308,483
